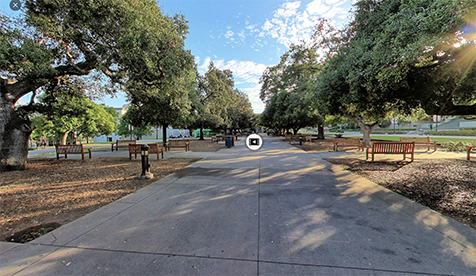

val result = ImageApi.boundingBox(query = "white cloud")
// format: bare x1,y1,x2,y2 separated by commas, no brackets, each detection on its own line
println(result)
224,30,234,39
276,1,301,18
325,0,342,4
307,0,329,15
262,20,274,31
258,0,351,48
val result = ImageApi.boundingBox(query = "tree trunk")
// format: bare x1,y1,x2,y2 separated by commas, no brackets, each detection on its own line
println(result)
293,128,298,135
351,117,379,148
61,131,71,145
162,124,168,147
0,99,34,172
199,127,204,140
317,124,325,139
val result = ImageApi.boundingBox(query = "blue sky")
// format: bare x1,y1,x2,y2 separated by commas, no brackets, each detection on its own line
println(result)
1,0,356,113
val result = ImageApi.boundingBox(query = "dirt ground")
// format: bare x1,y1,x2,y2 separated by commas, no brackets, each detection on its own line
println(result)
0,139,223,243
296,139,476,230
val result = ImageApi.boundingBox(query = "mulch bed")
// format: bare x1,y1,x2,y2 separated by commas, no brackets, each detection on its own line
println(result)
0,157,200,242
296,139,476,229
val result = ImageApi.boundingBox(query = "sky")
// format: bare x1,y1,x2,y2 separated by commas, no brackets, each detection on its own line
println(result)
1,0,356,113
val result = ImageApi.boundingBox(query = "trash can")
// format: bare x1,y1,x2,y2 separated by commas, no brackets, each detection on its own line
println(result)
225,136,233,148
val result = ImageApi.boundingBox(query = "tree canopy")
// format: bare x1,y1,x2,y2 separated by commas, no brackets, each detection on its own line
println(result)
313,0,476,145
259,22,332,136
34,77,117,144
317,0,476,119
0,0,192,171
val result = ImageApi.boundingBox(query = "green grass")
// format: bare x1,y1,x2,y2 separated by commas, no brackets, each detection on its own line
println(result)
346,135,476,144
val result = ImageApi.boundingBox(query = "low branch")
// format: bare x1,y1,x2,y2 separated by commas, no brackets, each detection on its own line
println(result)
2,60,95,102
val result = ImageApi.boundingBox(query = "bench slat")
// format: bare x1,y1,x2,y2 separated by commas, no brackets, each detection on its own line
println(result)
333,138,363,151
129,143,164,159
55,144,91,160
400,137,437,151
366,142,415,162
112,140,136,151
165,140,190,151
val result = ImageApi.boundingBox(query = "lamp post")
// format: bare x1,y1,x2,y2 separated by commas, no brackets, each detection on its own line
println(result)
138,144,153,179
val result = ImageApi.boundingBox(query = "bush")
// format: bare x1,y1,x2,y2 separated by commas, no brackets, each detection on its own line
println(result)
425,129,476,136
440,141,476,152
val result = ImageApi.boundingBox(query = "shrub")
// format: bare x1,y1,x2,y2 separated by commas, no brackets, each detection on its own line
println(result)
425,129,476,136
440,141,476,152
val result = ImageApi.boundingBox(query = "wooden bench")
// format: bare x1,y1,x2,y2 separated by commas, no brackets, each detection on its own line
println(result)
55,144,92,160
286,134,311,144
399,137,437,151
333,138,363,151
211,135,224,143
366,142,415,162
128,143,165,160
112,139,136,151
466,146,476,160
166,139,190,151
288,135,300,144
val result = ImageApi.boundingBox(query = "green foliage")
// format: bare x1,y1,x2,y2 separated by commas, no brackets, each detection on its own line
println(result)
259,35,325,133
194,62,236,131
379,120,391,128
1,0,195,170
425,129,476,136
116,106,153,139
33,77,118,144
227,89,254,130
317,0,476,118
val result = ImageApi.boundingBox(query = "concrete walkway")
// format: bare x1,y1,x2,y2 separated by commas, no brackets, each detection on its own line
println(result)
1,137,475,275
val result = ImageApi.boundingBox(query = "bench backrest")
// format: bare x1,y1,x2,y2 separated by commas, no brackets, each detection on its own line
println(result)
147,143,160,153
56,144,84,153
117,139,136,146
129,143,162,153
400,137,430,143
169,139,189,146
372,142,415,153
333,138,361,144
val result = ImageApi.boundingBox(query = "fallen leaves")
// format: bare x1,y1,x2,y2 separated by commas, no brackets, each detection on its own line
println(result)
0,157,198,242
326,158,476,229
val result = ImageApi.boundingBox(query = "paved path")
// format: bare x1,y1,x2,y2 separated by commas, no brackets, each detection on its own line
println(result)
1,137,475,275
